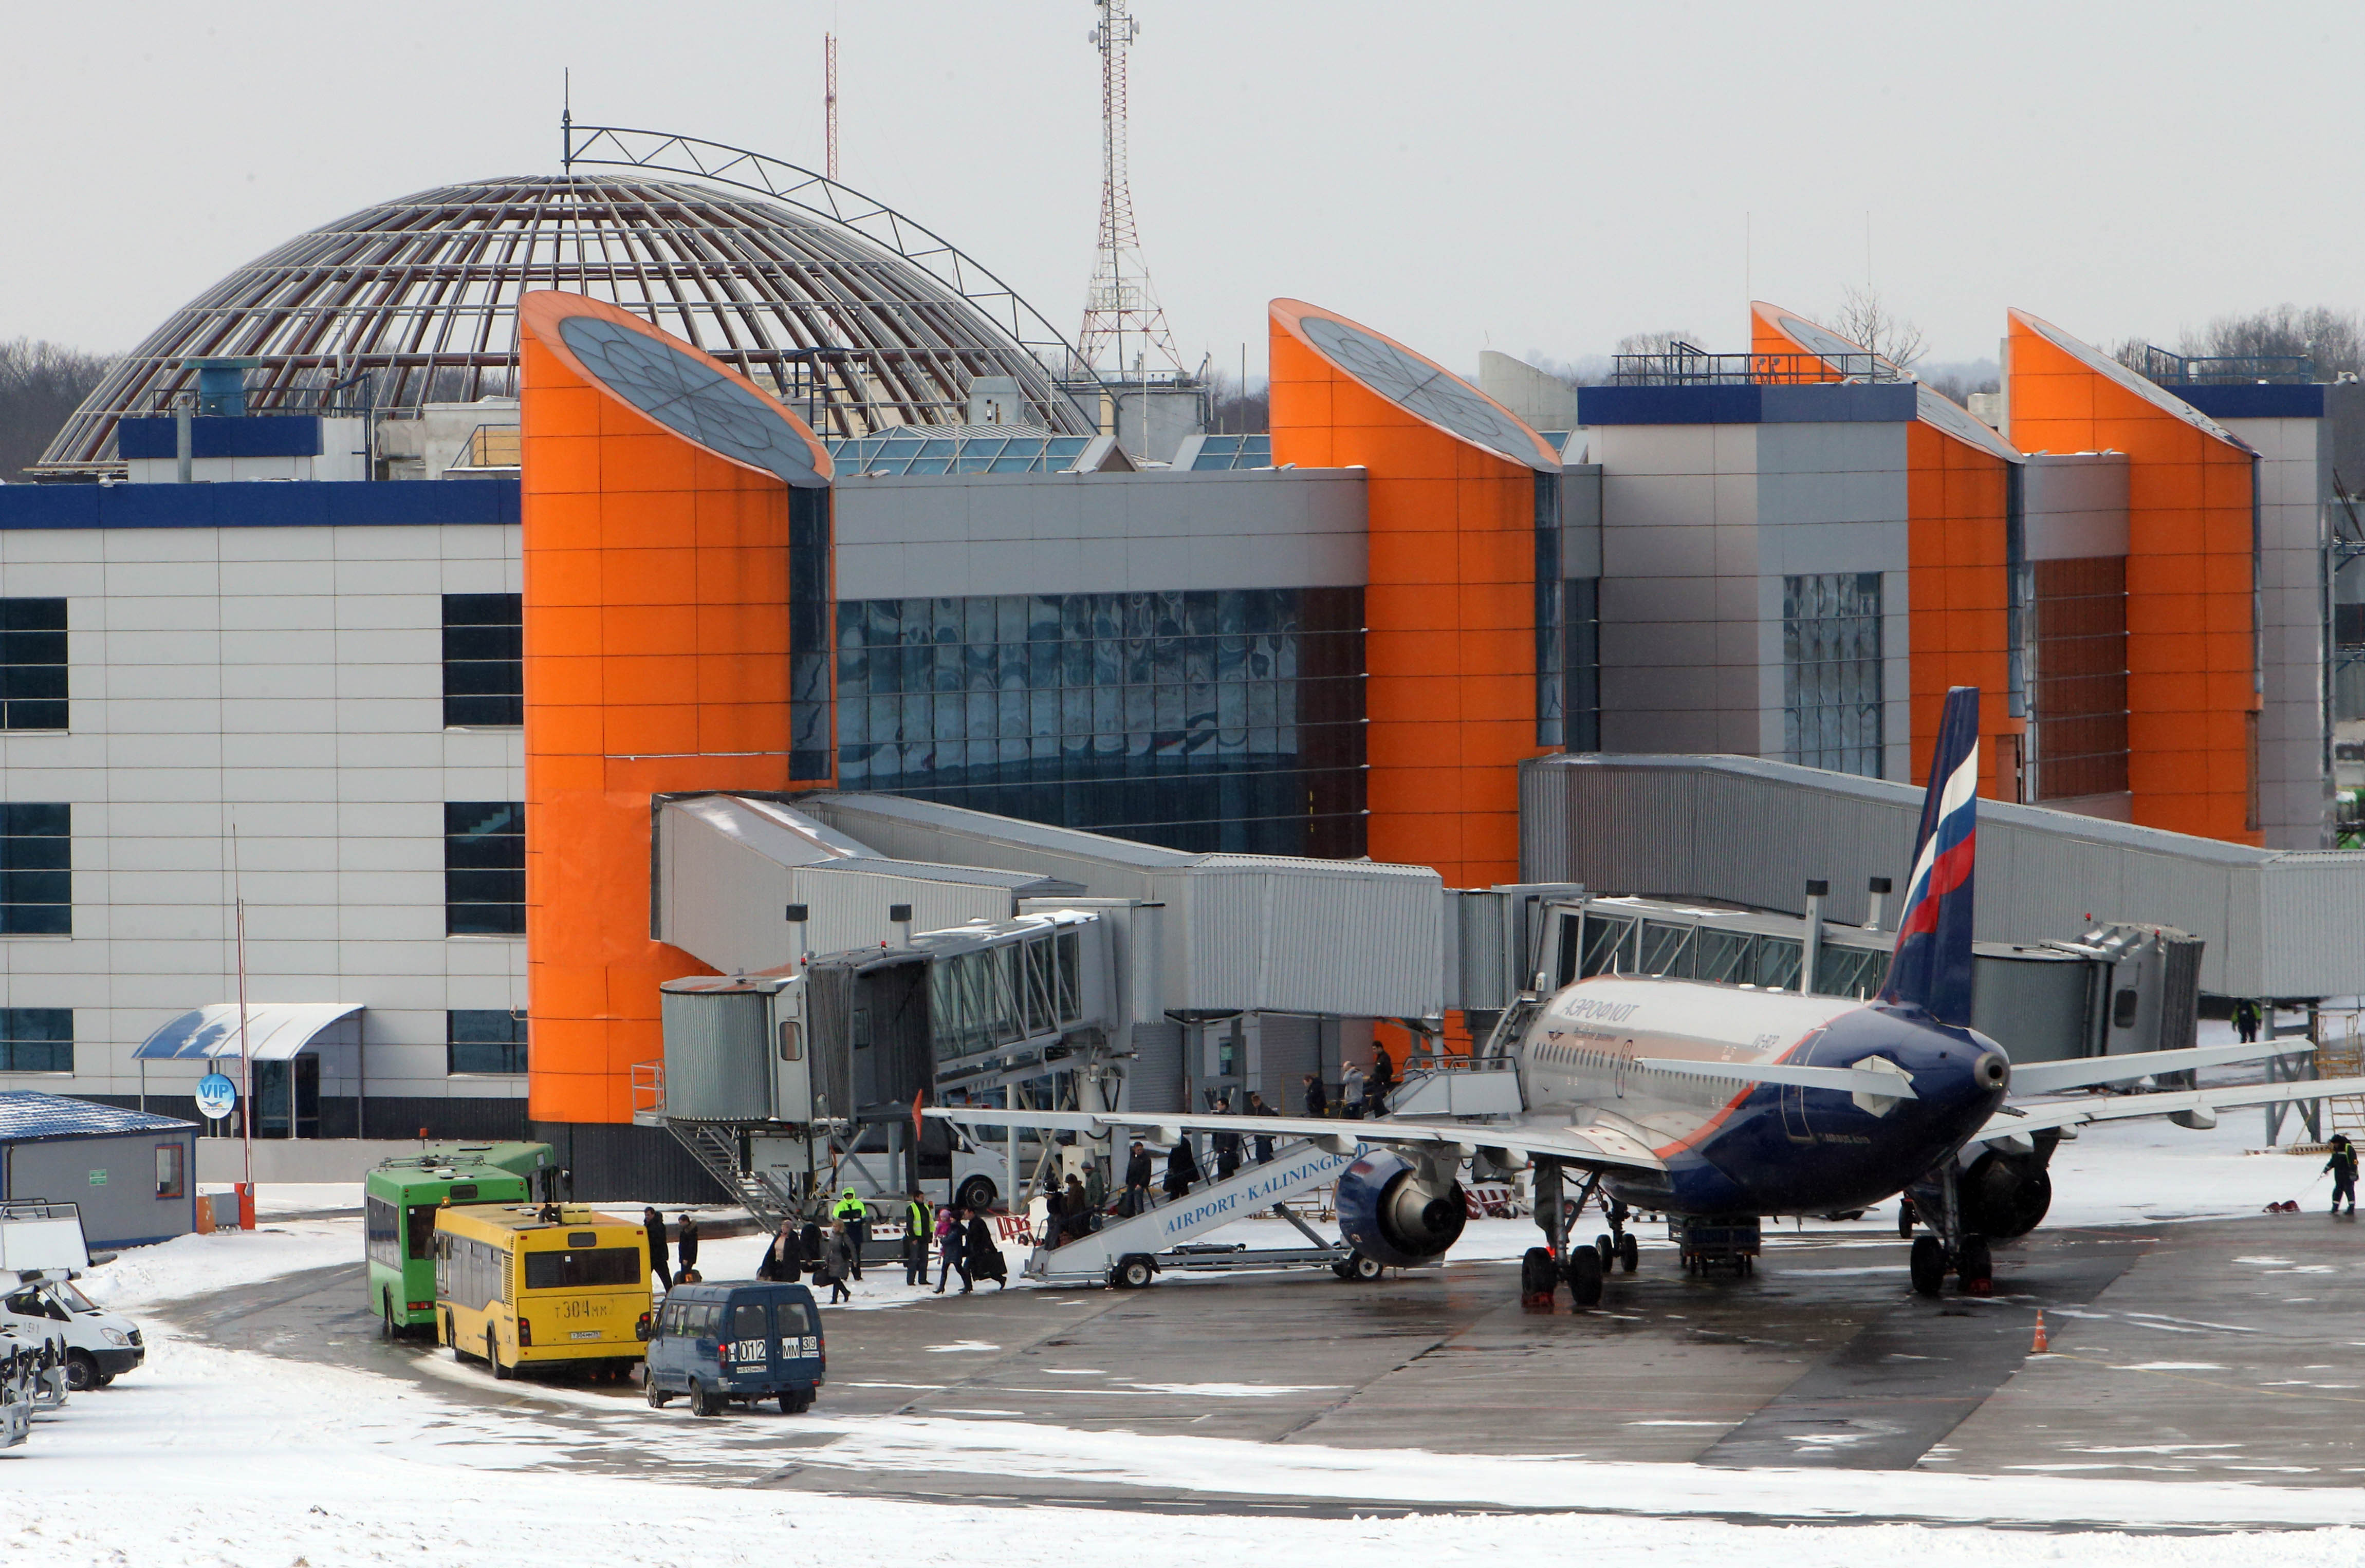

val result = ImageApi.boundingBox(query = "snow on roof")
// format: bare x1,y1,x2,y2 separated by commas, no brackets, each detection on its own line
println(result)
0,1090,196,1143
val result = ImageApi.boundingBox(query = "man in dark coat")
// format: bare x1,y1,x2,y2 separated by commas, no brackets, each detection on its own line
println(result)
757,1219,798,1282
676,1214,700,1276
1244,1091,1277,1163
1123,1141,1154,1215
964,1209,1006,1290
1370,1040,1395,1107
1163,1138,1200,1202
1304,1072,1328,1118
2328,1135,2358,1215
1213,1094,1243,1181
643,1207,672,1293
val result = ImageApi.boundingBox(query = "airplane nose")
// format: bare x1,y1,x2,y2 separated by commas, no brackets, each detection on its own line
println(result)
1973,1051,2010,1092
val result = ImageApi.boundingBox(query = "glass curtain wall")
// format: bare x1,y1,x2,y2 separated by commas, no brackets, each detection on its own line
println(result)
1782,572,1884,777
834,587,1365,855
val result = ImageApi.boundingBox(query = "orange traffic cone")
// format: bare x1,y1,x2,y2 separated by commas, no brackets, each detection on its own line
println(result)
2031,1311,2049,1353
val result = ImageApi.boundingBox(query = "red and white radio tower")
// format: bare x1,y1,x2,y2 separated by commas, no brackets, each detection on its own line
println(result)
1080,0,1182,377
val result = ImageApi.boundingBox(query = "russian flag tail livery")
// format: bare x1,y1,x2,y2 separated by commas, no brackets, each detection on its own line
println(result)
1879,685,1980,1025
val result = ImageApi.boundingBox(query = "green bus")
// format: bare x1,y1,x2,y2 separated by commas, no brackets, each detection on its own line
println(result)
365,1143,556,1337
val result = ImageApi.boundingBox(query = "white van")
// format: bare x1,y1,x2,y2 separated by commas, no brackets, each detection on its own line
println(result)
1,1271,142,1391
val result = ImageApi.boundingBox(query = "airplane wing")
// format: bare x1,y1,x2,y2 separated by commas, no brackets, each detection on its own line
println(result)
2007,1041,2307,1097
1967,1074,2365,1144
1638,1058,1918,1100
921,1106,1666,1173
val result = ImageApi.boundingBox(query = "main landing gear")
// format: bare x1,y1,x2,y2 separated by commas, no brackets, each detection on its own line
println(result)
1521,1164,1639,1309
1904,1167,1993,1297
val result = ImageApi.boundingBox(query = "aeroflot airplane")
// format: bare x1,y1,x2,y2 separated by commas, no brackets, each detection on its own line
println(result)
933,687,2365,1301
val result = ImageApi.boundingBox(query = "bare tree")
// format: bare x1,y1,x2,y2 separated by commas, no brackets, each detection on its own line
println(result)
1827,286,1925,369
0,339,115,482
2183,304,2363,378
1203,368,1268,435
1614,329,1705,359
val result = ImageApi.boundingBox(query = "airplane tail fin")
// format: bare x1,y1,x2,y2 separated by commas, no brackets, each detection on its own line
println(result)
1879,685,1980,1025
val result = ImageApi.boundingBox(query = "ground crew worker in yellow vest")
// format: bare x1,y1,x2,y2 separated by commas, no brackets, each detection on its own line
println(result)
903,1190,933,1286
833,1188,867,1279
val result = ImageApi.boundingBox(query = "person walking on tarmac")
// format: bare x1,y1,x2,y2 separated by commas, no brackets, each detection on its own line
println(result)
675,1214,700,1277
2327,1135,2358,1215
1123,1140,1154,1216
642,1207,672,1293
903,1190,933,1286
823,1221,857,1303
2235,999,2261,1044
965,1207,1008,1290
831,1188,866,1279
934,1204,969,1294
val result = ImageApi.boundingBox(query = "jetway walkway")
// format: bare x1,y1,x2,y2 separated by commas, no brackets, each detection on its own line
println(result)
1026,1137,1364,1287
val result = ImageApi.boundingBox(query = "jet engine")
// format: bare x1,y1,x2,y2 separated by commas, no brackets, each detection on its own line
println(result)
1957,1145,2054,1239
1336,1149,1466,1268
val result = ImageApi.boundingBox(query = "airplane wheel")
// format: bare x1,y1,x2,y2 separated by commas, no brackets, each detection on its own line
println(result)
1564,1245,1603,1307
1909,1235,1945,1297
1956,1235,1993,1292
1594,1233,1615,1270
1617,1234,1639,1273
1520,1246,1558,1300
1897,1199,1916,1239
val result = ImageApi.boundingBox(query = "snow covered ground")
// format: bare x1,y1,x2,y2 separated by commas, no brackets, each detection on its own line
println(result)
21,1233,2365,1564
21,1096,2364,1563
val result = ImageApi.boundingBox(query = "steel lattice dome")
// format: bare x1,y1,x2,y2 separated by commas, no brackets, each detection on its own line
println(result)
41,174,1093,473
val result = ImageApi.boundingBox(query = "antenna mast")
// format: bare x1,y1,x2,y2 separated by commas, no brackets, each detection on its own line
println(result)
824,33,839,181
1080,0,1181,377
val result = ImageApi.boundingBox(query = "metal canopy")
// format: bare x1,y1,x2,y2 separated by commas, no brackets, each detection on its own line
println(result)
42,159,1097,474
133,1003,364,1062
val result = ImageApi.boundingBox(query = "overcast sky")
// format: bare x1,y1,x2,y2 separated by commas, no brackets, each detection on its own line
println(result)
5,1,2360,379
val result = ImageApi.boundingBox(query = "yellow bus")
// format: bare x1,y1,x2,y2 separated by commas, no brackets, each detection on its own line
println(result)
433,1204,652,1382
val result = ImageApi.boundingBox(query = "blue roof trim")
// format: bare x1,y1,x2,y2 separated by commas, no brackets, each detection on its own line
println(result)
0,479,521,531
119,416,323,460
2172,384,2324,421
1579,384,1761,425
1761,382,1918,423
1576,382,1917,426
0,1090,196,1143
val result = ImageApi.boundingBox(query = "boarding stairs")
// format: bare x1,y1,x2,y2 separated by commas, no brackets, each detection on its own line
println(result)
667,1121,798,1232
1025,1136,1364,1287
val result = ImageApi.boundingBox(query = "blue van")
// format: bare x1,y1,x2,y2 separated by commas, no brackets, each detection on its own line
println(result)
639,1281,824,1416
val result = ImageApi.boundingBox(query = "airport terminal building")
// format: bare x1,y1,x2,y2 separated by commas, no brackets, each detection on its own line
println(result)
5,159,2363,1192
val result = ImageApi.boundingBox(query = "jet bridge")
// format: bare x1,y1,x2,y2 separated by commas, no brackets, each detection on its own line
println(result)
648,908,1122,1224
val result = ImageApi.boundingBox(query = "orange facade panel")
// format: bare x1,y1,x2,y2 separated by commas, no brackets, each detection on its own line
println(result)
518,292,835,1125
1268,298,1562,888
2005,309,2256,844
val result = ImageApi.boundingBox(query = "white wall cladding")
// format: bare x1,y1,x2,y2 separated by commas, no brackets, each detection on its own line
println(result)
0,522,525,1106
832,467,1368,601
2216,415,2330,852
1522,752,2365,998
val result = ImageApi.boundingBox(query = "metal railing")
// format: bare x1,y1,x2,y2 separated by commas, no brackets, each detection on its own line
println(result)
2140,346,2317,385
1611,346,1907,387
